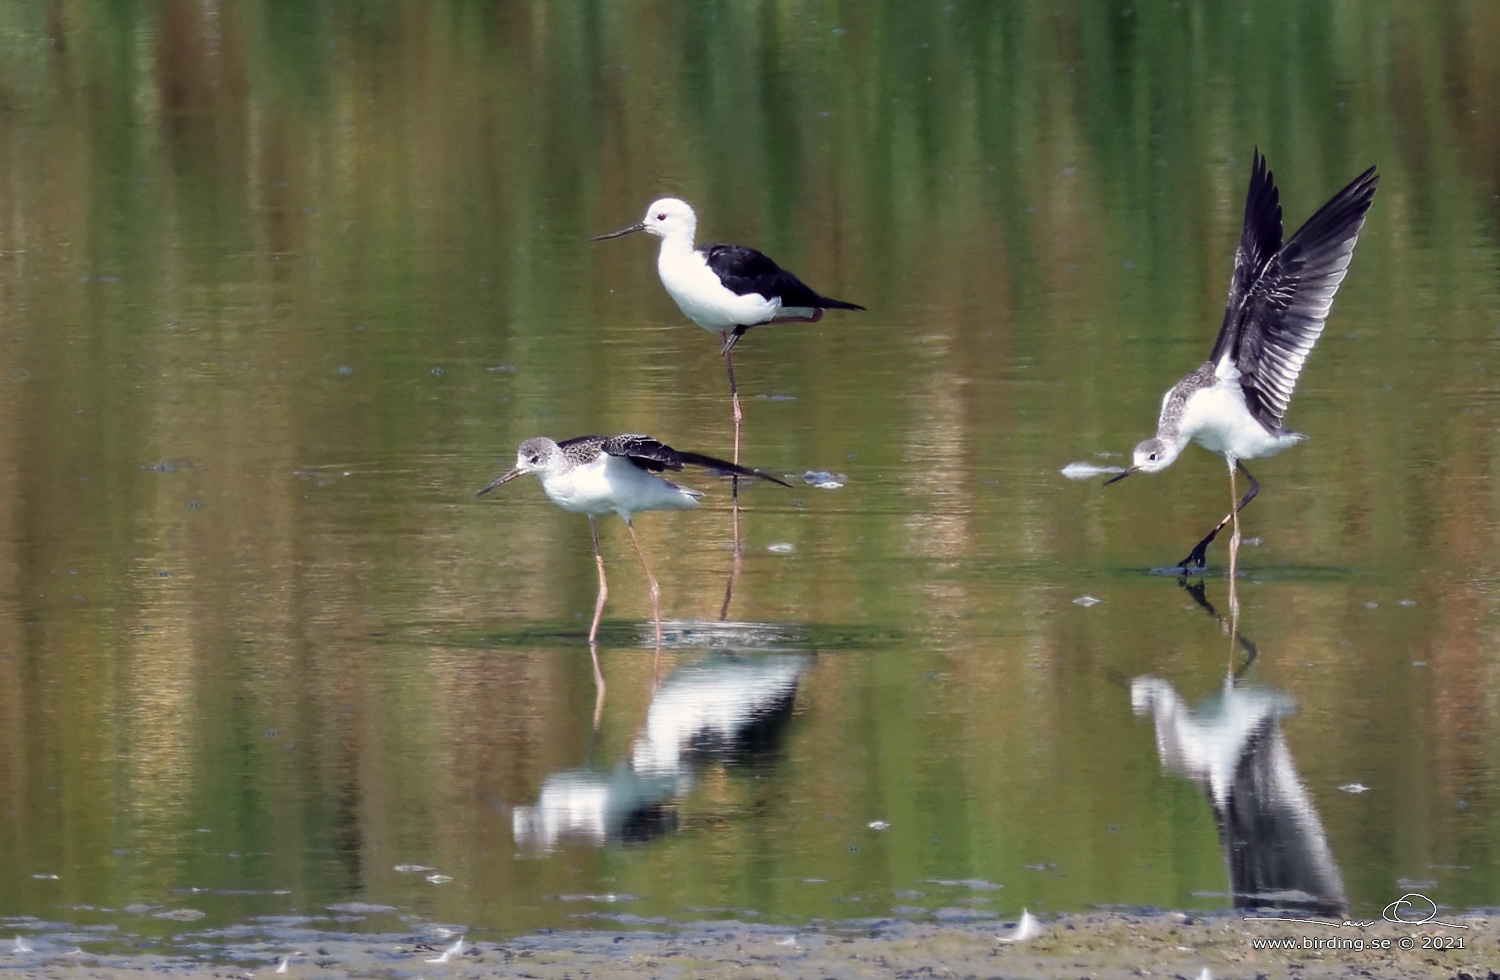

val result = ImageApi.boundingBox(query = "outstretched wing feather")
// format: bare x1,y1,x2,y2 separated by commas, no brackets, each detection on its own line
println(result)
1209,150,1284,367
1235,163,1379,429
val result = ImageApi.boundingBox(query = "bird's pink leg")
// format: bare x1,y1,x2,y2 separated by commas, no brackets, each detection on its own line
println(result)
1226,457,1241,617
719,505,743,621
587,516,608,646
589,637,606,731
720,331,744,471
625,517,663,649
717,329,746,617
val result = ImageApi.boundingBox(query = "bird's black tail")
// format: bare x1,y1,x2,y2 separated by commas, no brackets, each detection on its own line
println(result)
673,450,793,488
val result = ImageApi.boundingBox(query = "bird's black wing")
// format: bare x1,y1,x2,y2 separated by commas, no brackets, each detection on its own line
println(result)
1209,150,1285,367
702,243,864,311
1232,162,1379,430
602,434,792,487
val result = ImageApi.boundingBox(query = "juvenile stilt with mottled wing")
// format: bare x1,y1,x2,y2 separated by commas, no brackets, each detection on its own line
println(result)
1105,150,1380,575
478,434,790,646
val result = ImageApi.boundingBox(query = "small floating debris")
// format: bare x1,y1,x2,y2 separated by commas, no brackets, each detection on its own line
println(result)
1339,783,1372,794
995,908,1042,943
1072,595,1102,607
13,936,33,953
1061,461,1125,480
424,937,466,964
30,873,58,880
1399,599,1418,607
393,863,435,873
425,873,454,884
926,878,1002,891
152,908,205,921
325,901,397,915
767,542,795,554
868,820,890,830
774,936,800,948
803,470,845,489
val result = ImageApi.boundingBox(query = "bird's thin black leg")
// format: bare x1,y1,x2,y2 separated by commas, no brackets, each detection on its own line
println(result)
1178,461,1261,570
1177,575,1259,675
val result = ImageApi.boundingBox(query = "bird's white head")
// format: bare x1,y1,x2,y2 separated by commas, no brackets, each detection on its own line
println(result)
477,437,562,496
638,198,697,240
590,198,697,246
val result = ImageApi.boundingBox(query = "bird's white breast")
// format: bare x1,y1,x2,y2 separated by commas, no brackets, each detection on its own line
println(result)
542,455,700,519
657,246,780,331
1181,375,1302,461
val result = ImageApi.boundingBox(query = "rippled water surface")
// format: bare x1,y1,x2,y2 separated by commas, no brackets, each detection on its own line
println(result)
2,0,1499,956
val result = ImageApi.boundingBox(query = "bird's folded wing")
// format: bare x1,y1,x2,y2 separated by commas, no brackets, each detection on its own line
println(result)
703,243,825,306
602,434,790,487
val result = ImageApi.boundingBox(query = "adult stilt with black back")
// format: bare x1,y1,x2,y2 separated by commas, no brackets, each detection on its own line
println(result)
478,434,790,648
1106,151,1379,585
591,199,864,473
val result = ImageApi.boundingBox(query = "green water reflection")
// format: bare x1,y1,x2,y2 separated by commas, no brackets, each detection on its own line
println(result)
0,0,1498,944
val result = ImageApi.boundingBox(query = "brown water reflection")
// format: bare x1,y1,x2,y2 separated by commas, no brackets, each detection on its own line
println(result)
0,0,1498,949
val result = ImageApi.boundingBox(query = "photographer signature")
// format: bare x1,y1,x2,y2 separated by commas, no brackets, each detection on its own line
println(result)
1244,891,1469,929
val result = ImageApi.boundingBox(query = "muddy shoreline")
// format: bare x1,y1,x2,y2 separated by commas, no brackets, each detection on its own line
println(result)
3,909,1493,979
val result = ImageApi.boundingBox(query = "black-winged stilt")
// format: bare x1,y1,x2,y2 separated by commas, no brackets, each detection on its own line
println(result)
591,198,863,465
1106,151,1379,579
478,434,789,647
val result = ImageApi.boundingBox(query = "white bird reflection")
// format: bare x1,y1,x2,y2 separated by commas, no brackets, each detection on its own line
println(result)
1131,674,1347,916
514,653,810,849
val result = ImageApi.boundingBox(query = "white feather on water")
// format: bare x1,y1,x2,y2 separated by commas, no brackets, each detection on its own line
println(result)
1061,461,1125,480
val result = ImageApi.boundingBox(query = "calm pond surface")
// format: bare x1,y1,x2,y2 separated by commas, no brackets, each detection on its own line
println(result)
2,0,1500,956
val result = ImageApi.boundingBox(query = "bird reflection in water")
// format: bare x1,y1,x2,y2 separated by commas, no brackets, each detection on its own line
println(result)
513,653,810,849
1130,582,1347,918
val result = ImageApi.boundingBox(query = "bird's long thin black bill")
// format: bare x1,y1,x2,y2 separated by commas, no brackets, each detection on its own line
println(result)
1103,468,1135,486
589,222,646,242
476,468,524,496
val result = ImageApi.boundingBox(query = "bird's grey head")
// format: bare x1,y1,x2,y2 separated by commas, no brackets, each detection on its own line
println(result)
1103,437,1181,486
476,437,562,496
590,197,697,245
513,436,564,473
1131,437,1180,473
